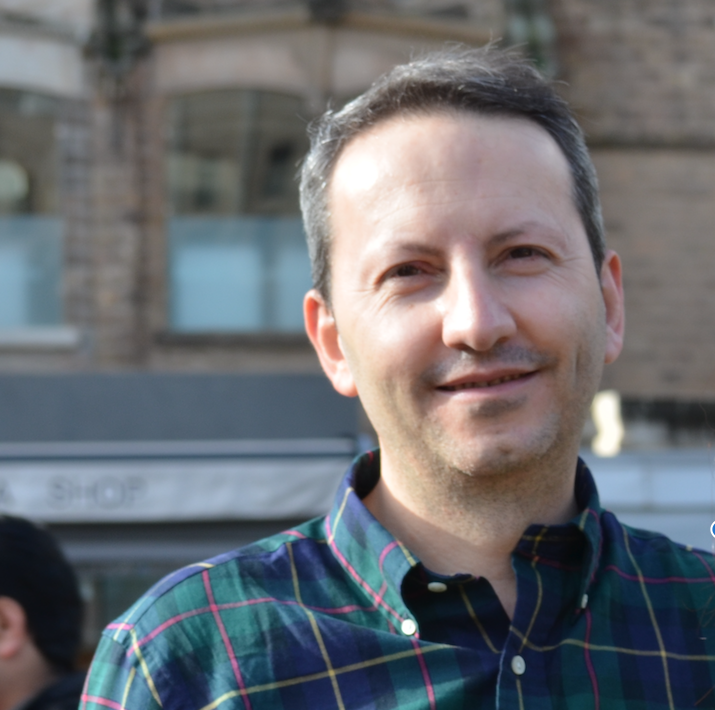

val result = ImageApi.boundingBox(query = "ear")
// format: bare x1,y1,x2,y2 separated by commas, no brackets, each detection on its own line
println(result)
600,249,625,365
0,596,28,661
304,289,358,397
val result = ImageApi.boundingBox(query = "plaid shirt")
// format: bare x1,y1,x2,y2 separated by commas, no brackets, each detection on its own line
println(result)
83,452,715,709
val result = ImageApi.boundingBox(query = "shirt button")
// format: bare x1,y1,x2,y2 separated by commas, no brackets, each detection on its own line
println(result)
427,582,448,593
401,619,417,636
511,655,526,675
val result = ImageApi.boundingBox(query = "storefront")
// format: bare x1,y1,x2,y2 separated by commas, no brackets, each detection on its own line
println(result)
0,372,360,655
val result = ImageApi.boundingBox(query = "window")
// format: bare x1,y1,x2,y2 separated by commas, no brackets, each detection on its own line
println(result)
0,90,62,327
166,90,312,333
505,0,557,75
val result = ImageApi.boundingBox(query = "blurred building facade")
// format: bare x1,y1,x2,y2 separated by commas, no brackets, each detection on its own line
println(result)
0,0,711,428
1,0,715,652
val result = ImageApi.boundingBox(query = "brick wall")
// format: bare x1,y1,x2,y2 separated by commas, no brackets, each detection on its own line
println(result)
552,0,715,143
551,0,715,398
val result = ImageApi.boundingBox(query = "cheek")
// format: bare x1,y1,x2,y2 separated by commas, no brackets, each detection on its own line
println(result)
368,299,441,349
556,297,608,377
513,297,605,387
342,311,437,395
523,277,603,336
514,292,569,342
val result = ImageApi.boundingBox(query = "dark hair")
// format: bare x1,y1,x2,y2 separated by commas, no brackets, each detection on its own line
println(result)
0,516,83,672
299,45,605,303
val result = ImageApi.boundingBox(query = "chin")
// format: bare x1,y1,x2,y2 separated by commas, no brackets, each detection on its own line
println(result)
453,448,531,479
437,422,565,478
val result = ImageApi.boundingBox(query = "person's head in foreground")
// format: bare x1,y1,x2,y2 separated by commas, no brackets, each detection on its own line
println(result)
82,46,715,710
303,43,624,613
0,515,84,710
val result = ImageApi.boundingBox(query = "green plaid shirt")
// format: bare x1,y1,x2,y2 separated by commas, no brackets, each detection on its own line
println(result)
83,452,715,709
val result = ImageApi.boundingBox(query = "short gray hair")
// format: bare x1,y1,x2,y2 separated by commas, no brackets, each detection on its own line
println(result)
299,45,605,303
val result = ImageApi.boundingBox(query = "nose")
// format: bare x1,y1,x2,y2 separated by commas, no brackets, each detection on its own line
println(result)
440,260,517,353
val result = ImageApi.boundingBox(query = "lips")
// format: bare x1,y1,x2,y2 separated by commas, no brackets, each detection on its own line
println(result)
437,371,534,391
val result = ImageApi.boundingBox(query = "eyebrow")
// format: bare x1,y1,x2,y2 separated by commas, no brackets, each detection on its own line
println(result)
375,221,564,260
387,222,549,252
388,242,444,257
486,224,538,247
487,221,569,247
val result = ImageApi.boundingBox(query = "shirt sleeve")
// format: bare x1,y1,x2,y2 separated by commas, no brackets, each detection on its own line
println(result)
81,635,164,710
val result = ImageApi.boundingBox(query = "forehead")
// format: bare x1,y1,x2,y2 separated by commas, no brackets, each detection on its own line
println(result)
329,110,577,233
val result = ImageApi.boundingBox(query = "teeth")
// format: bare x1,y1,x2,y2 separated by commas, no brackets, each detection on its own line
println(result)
446,373,525,390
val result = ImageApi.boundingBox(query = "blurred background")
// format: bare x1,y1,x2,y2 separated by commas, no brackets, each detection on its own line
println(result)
0,0,714,663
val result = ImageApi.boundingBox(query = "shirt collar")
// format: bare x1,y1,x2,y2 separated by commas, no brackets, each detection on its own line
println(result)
325,451,605,623
324,449,417,628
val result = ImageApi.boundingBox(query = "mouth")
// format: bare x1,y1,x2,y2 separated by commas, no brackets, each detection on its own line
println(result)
437,371,535,391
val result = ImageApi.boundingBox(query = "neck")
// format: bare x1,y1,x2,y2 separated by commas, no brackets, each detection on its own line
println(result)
363,446,579,619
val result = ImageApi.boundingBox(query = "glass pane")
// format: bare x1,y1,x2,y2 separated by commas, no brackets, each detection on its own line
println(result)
166,89,311,333
0,242,27,325
0,90,62,327
0,216,62,326
170,217,261,331
169,215,310,332
272,221,314,331
0,90,59,216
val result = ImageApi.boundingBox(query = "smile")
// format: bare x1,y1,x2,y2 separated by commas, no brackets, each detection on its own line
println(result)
438,372,532,391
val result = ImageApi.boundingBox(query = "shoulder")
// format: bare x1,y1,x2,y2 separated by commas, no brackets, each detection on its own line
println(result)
599,509,715,597
103,516,332,648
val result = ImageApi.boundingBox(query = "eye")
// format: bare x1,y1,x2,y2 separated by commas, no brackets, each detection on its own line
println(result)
391,263,425,278
507,246,543,260
379,261,436,291
496,244,553,274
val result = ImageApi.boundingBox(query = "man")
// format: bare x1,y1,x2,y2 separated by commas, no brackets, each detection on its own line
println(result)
83,47,715,708
0,516,85,710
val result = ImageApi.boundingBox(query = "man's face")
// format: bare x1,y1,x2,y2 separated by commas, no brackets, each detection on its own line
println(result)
305,112,623,478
